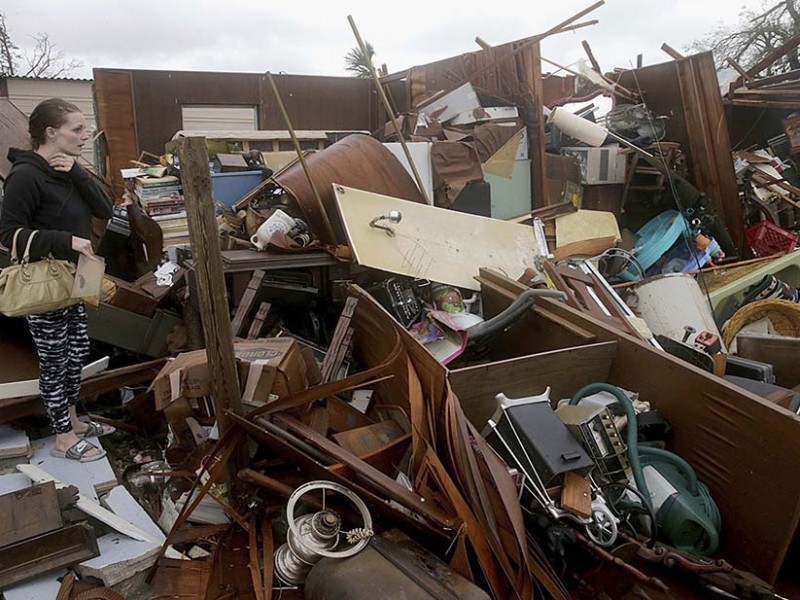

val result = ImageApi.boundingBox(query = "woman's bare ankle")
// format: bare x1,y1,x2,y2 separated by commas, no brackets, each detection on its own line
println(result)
55,430,80,451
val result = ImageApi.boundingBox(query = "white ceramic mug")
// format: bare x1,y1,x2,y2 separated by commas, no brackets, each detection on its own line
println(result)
251,209,297,250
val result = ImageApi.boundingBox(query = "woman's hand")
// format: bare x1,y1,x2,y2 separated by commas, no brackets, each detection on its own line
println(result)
50,153,75,172
71,236,94,257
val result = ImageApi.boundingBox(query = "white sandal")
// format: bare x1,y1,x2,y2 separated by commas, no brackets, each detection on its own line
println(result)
50,439,107,463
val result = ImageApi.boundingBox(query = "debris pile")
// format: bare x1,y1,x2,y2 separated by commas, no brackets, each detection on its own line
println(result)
2,2,800,599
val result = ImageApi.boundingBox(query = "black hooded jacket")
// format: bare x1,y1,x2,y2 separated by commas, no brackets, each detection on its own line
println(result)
0,148,113,263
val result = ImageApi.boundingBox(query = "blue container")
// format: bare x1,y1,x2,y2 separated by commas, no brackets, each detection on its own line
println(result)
211,171,264,207
619,210,693,282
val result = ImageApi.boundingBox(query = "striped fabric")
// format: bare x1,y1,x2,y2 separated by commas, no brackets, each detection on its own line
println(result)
26,303,90,434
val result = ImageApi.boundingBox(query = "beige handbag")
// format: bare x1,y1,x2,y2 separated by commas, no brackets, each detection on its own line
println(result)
0,229,78,317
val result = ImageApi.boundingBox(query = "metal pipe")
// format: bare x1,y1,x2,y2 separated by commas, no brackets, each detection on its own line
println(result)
265,72,334,243
347,15,431,206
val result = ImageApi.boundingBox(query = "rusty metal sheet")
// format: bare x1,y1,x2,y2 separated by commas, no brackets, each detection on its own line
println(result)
275,134,425,245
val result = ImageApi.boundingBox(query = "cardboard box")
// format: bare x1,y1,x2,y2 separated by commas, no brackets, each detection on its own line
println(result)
150,338,309,411
235,338,309,404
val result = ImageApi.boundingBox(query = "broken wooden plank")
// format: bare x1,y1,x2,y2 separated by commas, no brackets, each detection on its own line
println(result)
231,269,266,338
16,464,158,544
246,301,272,339
321,297,358,383
0,523,99,588
726,57,754,84
0,359,166,424
332,420,406,456
274,413,456,531
560,472,592,518
0,481,63,547
745,32,800,79
0,357,109,401
661,43,684,60
151,557,213,599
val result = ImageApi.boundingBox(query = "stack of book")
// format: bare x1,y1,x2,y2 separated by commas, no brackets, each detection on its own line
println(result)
134,175,190,246
134,175,183,216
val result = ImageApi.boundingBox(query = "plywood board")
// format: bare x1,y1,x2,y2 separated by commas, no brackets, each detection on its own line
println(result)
334,185,540,290
555,210,621,248
0,357,109,401
450,342,617,428
737,333,800,388
0,482,62,547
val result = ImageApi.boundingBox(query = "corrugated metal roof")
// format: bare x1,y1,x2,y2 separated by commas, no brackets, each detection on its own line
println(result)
1,75,93,82
171,129,368,141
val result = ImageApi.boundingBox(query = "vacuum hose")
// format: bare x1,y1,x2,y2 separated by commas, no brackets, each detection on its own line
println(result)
569,383,652,508
466,288,567,345
569,383,721,555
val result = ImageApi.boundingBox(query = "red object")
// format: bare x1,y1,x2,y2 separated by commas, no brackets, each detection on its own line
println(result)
745,221,799,257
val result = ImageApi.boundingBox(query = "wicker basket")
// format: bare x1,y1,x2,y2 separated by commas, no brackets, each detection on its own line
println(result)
722,299,800,347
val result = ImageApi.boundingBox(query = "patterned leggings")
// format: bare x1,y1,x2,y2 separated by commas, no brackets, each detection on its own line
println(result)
26,304,90,434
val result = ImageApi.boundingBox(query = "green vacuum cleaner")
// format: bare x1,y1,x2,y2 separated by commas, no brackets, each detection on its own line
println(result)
569,383,721,556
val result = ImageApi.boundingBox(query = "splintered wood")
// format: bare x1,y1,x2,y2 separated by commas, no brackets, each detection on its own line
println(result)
246,302,272,340
231,270,266,338
320,297,358,383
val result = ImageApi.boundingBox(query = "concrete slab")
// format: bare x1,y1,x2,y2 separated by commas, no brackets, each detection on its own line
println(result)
103,486,165,541
0,473,34,495
1,570,66,599
29,435,117,502
0,426,31,459
76,486,165,588
76,533,160,588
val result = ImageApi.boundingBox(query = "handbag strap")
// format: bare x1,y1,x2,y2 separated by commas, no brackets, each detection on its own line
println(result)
20,230,38,264
10,229,24,264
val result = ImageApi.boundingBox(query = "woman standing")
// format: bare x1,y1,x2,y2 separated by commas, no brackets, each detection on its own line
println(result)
1,98,115,462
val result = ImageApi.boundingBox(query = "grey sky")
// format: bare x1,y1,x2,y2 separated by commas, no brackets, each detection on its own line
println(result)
2,0,762,80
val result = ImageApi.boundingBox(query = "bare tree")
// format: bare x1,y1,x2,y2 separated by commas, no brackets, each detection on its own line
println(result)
344,41,375,78
688,0,800,74
0,12,21,77
0,10,82,78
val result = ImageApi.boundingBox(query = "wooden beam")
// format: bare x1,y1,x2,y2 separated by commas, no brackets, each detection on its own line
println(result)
725,98,800,109
475,36,492,51
526,41,548,209
348,15,431,206
745,32,800,78
416,1,606,112
265,73,336,245
582,40,602,72
660,43,685,60
727,57,754,83
177,136,248,494
553,19,598,34
748,67,800,88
